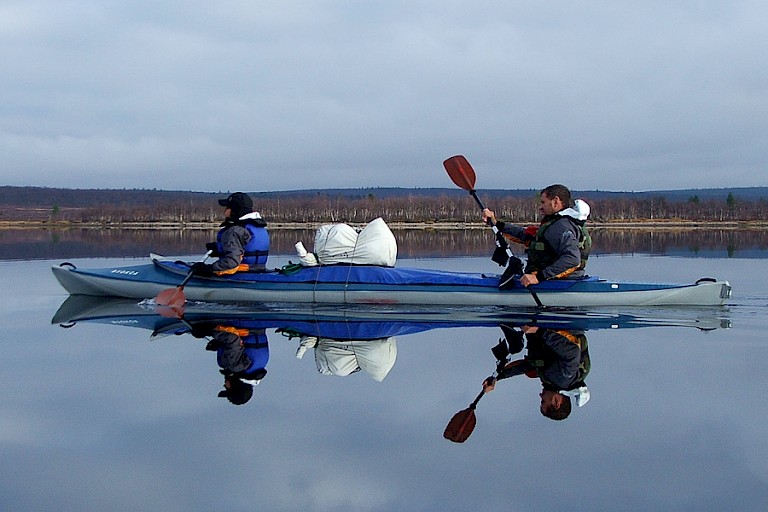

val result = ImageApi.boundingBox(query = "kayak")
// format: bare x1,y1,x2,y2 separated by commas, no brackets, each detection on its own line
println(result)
52,295,730,337
51,254,732,307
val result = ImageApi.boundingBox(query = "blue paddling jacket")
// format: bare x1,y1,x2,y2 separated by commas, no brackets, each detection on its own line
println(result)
212,212,270,275
213,326,269,381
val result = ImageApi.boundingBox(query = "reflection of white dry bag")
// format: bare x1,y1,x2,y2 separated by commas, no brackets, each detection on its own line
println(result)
314,338,398,382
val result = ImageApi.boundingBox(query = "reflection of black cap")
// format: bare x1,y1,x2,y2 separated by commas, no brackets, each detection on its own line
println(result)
218,192,253,219
218,378,254,406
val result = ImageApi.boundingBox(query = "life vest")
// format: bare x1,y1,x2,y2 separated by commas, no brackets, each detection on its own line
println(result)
526,216,591,273
215,326,269,379
216,220,270,273
527,329,591,387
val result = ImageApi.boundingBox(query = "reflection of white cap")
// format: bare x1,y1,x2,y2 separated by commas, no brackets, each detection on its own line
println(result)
314,338,397,382
559,199,590,221
559,385,590,407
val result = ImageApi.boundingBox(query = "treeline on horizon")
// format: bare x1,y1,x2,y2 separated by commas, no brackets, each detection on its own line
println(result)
1,185,767,224
3,226,766,261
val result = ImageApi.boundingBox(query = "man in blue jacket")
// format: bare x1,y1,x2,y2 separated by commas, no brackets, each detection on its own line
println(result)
482,184,590,287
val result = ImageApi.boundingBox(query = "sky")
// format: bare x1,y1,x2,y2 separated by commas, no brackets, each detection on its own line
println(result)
2,1,767,193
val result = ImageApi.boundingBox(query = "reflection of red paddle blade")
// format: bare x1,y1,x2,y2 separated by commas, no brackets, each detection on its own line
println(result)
156,304,185,319
443,407,477,443
443,155,477,192
443,390,485,443
155,286,185,309
154,250,212,308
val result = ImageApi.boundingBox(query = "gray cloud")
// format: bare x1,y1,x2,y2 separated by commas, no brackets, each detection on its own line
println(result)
2,1,766,192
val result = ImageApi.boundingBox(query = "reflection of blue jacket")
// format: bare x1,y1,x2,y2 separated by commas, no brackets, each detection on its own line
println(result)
527,329,584,391
497,329,589,392
213,327,269,379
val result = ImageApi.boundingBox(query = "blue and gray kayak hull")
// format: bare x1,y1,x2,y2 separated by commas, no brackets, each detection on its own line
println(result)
51,256,732,307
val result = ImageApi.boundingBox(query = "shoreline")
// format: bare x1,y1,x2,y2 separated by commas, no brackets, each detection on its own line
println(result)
2,220,768,230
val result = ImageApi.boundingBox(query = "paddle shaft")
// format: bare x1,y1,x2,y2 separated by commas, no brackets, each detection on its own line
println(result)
469,389,485,409
181,250,212,286
443,155,543,307
155,251,212,307
468,190,486,211
487,216,544,307
467,189,512,256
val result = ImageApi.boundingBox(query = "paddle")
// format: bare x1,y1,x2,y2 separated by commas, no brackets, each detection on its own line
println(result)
444,155,509,266
155,250,212,309
443,155,543,307
443,389,486,443
444,369,501,443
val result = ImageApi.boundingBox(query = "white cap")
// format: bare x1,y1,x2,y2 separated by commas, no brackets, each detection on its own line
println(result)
559,385,591,407
559,199,590,221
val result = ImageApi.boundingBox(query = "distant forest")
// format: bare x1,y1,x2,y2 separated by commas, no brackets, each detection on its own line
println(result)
1,185,767,225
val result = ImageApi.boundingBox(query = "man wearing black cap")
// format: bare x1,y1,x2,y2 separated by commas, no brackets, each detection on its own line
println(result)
191,192,270,277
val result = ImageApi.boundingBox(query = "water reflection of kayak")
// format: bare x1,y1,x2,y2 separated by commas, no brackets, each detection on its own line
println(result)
52,295,730,339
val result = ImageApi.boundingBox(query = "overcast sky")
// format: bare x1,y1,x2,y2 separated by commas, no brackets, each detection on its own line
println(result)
2,1,766,193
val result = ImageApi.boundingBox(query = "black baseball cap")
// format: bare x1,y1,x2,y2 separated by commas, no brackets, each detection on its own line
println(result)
218,192,254,220
218,192,253,211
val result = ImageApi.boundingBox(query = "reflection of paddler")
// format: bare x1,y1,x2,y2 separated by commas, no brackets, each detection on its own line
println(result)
487,324,591,420
193,323,269,405
294,335,397,382
445,322,591,443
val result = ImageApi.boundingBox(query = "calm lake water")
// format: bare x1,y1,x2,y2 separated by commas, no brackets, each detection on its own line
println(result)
1,238,767,511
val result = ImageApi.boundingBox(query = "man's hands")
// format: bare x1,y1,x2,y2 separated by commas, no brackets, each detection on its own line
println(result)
482,376,496,394
519,273,540,287
482,208,497,225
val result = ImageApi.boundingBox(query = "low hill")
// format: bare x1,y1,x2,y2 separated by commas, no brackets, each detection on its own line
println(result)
2,185,766,207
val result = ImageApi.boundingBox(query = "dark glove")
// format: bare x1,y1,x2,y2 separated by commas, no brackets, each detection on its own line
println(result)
191,262,214,277
491,339,510,361
205,242,221,257
189,322,216,339
499,324,524,355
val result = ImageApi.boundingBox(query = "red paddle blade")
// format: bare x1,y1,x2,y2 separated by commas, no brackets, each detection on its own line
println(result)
443,155,477,192
155,286,185,308
443,408,477,443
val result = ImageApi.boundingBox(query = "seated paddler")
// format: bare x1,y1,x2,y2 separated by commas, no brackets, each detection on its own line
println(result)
482,184,591,288
192,192,270,277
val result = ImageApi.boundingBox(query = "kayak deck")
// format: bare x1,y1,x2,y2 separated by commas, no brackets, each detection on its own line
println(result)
51,257,732,307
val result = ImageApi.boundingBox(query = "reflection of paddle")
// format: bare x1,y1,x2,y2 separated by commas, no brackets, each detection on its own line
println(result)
443,155,543,307
443,389,486,443
155,250,212,309
150,307,195,340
